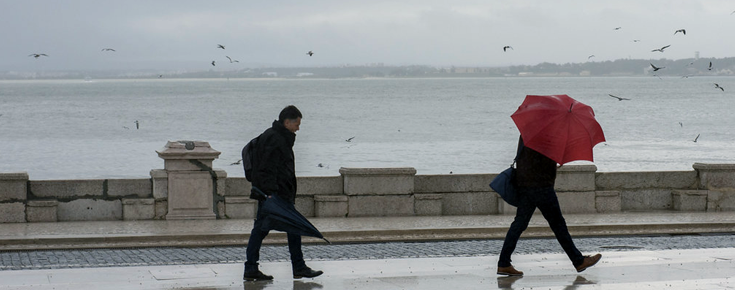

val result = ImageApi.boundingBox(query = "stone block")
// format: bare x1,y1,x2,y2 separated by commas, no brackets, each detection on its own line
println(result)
122,198,155,220
295,196,315,217
414,174,493,193
155,201,168,219
596,171,696,190
694,163,735,189
156,141,221,171
150,169,168,200
340,167,416,196
30,180,104,199
620,189,672,211
314,195,349,217
707,189,735,212
557,191,596,214
0,172,29,202
224,196,257,219
414,194,443,216
57,199,122,221
166,171,216,220
595,191,621,213
108,179,152,198
298,176,343,195
214,170,227,198
0,202,26,223
442,192,496,215
672,190,708,211
556,165,597,192
26,200,58,222
347,195,414,217
225,177,250,196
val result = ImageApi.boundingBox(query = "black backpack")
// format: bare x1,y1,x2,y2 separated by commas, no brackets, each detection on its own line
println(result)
241,136,259,182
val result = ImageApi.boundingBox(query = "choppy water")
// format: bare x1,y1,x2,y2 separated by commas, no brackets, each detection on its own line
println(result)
1,77,733,180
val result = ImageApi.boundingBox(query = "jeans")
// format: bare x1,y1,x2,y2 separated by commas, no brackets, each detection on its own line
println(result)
498,186,584,267
245,201,306,272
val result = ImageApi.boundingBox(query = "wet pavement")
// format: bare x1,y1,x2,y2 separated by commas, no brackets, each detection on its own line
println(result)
1,248,734,289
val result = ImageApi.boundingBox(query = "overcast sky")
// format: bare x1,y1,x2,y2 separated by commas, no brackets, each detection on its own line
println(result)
1,0,733,71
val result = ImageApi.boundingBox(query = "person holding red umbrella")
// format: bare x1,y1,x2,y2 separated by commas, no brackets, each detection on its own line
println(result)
497,95,605,276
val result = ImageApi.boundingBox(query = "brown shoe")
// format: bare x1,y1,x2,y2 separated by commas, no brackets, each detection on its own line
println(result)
497,265,524,276
575,253,602,273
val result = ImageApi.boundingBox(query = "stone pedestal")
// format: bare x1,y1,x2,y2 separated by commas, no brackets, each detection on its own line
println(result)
694,163,735,212
157,141,221,220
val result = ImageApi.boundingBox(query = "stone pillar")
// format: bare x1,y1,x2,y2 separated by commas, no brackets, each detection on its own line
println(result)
156,141,221,220
694,163,735,212
0,172,28,223
340,167,416,217
556,165,597,214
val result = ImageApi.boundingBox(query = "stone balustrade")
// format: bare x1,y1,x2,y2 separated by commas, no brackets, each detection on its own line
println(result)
1,142,734,223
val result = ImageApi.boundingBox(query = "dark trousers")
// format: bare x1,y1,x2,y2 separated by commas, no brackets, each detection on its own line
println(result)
245,201,306,272
498,186,584,267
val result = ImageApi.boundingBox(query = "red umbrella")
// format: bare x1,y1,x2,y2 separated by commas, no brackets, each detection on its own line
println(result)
511,94,606,165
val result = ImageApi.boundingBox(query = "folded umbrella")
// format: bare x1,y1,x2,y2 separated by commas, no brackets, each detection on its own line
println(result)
511,94,606,165
253,186,330,244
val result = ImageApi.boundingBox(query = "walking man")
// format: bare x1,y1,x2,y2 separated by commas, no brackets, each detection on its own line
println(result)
244,105,323,281
497,136,602,276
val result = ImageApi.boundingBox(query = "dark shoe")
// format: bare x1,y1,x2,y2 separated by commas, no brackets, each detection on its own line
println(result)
293,266,324,279
243,270,274,281
575,253,602,273
497,265,524,276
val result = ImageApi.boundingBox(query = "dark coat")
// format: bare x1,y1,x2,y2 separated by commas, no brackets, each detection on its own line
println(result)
515,136,557,188
252,120,298,203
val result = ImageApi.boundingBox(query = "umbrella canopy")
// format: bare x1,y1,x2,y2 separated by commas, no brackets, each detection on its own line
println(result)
510,94,606,165
253,186,330,244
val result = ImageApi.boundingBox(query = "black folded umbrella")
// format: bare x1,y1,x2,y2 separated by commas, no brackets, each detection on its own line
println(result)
253,186,330,244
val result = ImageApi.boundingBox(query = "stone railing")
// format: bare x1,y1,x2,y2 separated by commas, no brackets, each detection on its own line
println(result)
1,141,734,223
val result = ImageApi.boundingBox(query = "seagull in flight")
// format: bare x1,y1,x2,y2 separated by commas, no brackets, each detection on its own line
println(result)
28,53,48,58
307,50,314,56
230,159,242,165
135,120,140,129
650,63,665,71
608,94,630,101
217,44,225,49
211,61,216,66
225,56,239,63
101,48,116,52
651,45,671,52
346,136,355,142
714,83,725,91
588,55,595,59
693,134,700,143
674,29,686,35
503,46,513,52
708,61,713,71
632,39,641,42
613,27,622,30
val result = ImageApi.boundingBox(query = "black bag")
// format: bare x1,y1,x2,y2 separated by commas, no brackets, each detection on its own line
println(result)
489,139,524,207
241,136,259,182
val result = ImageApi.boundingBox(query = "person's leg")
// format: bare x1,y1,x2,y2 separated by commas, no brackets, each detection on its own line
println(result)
498,189,536,268
287,233,306,270
533,187,584,266
245,202,270,272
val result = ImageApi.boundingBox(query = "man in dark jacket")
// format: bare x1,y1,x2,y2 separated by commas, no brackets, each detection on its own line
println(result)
497,136,602,276
244,105,323,281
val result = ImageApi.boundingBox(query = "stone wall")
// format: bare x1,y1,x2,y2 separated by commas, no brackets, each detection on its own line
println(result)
2,163,735,223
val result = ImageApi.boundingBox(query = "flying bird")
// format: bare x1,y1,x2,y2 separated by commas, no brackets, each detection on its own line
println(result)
307,50,314,56
613,27,622,30
650,63,665,71
608,94,630,101
693,134,700,143
225,56,239,63
101,48,116,52
230,159,242,165
588,55,595,59
708,61,713,71
651,45,671,52
217,44,225,49
674,29,686,35
28,53,48,58
346,136,355,142
632,39,641,42
714,83,724,91
503,46,513,52
135,120,140,129
211,61,216,66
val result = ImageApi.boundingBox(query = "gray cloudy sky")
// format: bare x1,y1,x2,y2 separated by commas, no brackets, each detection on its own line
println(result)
1,0,733,71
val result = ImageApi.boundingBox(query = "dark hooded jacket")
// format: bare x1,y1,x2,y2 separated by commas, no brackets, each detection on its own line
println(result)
252,120,298,203
515,136,557,188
